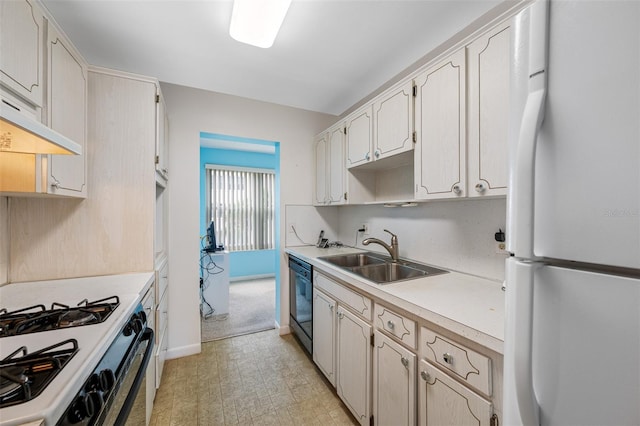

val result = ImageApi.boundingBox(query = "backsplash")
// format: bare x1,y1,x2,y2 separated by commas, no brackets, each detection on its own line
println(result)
285,199,507,282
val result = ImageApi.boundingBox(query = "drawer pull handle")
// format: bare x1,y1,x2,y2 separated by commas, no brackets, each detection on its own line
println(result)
401,357,409,368
442,353,453,364
420,371,430,381
387,320,395,329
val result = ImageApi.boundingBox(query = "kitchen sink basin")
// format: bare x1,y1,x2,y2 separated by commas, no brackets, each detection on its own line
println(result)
320,252,386,268
319,252,448,284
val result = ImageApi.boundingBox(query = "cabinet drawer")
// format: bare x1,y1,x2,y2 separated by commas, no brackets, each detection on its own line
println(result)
374,304,416,349
142,286,155,332
155,324,168,388
420,327,491,396
156,290,168,338
156,258,168,301
314,271,372,321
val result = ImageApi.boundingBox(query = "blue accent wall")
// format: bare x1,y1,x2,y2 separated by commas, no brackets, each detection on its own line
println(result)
199,133,278,282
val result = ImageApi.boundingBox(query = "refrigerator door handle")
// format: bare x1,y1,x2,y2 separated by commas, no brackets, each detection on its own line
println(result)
508,0,549,260
505,259,540,426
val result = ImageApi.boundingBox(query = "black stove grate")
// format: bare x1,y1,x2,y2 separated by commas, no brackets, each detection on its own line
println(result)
0,339,79,408
0,296,120,337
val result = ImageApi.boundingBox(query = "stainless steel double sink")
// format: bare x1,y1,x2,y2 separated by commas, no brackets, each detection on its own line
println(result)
318,252,448,284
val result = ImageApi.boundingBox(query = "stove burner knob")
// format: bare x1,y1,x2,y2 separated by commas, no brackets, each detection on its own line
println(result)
86,373,101,391
67,394,94,423
87,391,104,416
99,369,116,392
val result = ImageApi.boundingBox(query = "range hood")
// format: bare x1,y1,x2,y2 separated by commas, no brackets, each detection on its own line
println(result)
1,100,81,155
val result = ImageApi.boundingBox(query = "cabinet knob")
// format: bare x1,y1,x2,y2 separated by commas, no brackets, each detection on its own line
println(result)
374,149,380,158
337,312,344,319
420,371,430,381
51,180,60,189
442,353,454,364
452,184,462,195
329,305,334,312
365,152,371,161
387,320,395,329
475,182,486,193
401,357,409,368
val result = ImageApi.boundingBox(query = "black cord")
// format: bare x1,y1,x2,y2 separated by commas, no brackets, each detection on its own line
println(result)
199,236,225,319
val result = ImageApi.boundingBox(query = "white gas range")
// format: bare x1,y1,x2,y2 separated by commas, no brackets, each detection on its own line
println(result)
0,273,154,426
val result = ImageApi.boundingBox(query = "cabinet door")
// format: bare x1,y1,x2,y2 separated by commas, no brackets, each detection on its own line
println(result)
346,105,373,168
373,330,416,426
47,23,88,197
418,360,493,426
337,306,372,426
313,288,336,386
142,287,156,425
467,22,511,197
156,88,169,181
373,81,414,161
327,125,346,204
314,132,328,205
0,0,44,107
414,49,466,200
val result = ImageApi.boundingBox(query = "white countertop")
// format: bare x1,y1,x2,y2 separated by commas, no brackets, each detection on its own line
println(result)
0,272,154,426
286,245,505,354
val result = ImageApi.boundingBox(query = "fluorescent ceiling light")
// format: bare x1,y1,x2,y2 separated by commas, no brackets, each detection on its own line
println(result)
229,0,292,48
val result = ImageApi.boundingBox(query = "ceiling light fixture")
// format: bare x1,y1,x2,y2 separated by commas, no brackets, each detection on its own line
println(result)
229,0,292,48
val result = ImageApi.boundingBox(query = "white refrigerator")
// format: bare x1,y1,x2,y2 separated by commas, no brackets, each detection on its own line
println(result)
504,1,640,425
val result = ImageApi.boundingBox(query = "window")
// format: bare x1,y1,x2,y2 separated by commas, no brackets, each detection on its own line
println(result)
207,165,275,251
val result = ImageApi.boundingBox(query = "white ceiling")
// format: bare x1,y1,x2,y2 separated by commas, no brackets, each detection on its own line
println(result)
41,0,504,116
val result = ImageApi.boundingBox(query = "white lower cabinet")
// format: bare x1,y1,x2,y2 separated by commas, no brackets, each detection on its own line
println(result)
310,269,501,426
418,360,493,426
312,288,336,386
336,305,372,426
141,286,155,426
312,271,373,426
373,330,416,426
155,258,169,388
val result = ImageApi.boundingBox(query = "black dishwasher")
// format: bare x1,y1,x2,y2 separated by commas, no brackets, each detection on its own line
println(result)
288,256,312,355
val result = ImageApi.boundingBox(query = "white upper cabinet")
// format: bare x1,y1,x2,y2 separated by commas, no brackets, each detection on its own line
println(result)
0,0,44,107
315,124,346,206
466,22,511,197
46,22,88,197
155,89,169,183
314,132,328,205
346,105,373,168
328,124,346,204
414,49,466,200
373,81,414,163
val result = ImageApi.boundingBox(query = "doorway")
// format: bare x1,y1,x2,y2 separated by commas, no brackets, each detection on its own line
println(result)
198,132,280,342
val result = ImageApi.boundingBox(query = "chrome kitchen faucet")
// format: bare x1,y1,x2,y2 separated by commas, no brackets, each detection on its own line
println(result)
363,229,399,262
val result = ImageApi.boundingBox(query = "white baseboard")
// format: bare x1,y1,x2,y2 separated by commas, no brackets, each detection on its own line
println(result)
229,273,275,282
166,343,201,360
277,322,290,336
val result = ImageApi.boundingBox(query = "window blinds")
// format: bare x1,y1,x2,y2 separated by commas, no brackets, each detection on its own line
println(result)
208,167,275,251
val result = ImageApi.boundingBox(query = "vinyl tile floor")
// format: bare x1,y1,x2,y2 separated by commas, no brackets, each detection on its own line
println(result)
149,329,359,426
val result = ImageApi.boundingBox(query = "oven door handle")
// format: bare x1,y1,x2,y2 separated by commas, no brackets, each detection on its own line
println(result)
114,327,155,425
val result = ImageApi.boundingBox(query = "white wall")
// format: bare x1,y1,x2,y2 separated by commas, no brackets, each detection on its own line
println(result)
161,83,335,358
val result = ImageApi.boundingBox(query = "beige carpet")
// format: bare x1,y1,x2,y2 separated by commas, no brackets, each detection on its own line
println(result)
200,277,275,342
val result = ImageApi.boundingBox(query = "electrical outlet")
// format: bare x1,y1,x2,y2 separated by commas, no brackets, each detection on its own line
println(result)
495,242,508,255
362,223,369,235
